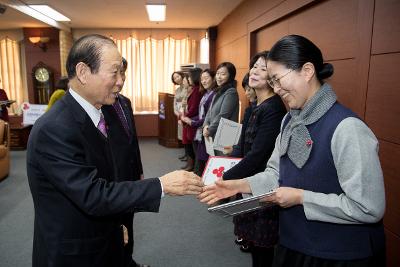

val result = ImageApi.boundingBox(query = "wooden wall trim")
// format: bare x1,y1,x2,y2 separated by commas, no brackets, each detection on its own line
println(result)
356,0,375,119
248,0,316,33
248,31,256,62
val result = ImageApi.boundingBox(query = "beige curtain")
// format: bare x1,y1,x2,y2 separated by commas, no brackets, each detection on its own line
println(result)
113,36,199,113
59,30,73,77
0,38,26,114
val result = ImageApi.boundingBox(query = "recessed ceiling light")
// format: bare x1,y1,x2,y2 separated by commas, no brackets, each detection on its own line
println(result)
145,4,166,22
29,5,70,22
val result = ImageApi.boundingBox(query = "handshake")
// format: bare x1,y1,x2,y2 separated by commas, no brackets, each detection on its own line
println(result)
158,170,238,205
159,170,204,196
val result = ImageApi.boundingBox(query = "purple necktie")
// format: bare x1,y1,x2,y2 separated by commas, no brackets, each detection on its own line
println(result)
112,98,131,138
97,113,108,137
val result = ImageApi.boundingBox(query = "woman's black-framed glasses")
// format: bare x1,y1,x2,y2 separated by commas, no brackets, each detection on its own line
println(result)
267,69,295,89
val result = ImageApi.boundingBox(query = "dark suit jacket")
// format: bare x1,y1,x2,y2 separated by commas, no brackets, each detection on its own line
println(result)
223,95,286,180
27,92,162,267
102,95,143,182
102,95,143,266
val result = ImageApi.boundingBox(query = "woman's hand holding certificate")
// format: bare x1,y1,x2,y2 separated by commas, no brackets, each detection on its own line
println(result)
198,179,251,205
199,182,304,208
261,187,304,208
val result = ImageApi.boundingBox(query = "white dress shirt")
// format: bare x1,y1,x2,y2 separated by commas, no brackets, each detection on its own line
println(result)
69,88,104,127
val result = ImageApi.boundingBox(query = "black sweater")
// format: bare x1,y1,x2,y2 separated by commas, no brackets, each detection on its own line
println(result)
223,94,286,180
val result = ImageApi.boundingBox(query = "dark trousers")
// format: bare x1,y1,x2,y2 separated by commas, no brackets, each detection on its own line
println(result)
272,244,386,267
192,141,198,159
251,246,274,267
122,212,135,267
184,143,195,159
195,159,206,176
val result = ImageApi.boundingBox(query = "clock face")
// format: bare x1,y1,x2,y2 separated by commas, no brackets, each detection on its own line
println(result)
35,67,50,83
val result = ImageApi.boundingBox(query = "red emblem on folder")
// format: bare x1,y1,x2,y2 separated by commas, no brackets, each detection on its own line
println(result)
212,166,225,178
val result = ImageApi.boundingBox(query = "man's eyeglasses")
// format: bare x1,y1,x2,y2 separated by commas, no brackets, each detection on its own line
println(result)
267,69,295,89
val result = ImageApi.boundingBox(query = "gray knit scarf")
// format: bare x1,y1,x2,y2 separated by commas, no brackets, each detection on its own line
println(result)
280,83,337,169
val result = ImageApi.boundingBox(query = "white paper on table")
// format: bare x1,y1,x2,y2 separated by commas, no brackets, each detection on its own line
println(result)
204,136,215,156
201,156,242,185
213,118,242,152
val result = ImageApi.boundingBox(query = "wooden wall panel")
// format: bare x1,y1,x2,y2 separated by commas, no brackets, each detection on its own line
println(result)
217,0,281,49
380,141,400,236
236,67,249,121
366,53,400,144
255,21,289,52
372,0,400,54
288,0,358,61
216,44,233,64
248,0,315,33
327,59,364,116
353,0,375,120
216,37,248,69
134,114,158,137
231,36,249,69
386,229,400,267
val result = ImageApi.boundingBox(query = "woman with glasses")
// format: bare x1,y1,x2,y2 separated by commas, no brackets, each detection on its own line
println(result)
200,35,385,267
222,52,286,267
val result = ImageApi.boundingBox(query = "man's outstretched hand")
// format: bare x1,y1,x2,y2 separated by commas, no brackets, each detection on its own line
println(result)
198,179,252,205
160,170,204,196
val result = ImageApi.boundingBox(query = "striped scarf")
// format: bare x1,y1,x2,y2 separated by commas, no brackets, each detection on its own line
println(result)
280,83,337,168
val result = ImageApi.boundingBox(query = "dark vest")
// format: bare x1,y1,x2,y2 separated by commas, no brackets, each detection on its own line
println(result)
279,102,385,260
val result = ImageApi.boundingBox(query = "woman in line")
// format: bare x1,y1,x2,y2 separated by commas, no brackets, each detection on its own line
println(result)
203,62,239,156
225,73,255,252
223,51,286,267
182,69,216,176
0,77,13,121
172,71,187,161
224,73,256,159
180,69,202,171
200,35,385,267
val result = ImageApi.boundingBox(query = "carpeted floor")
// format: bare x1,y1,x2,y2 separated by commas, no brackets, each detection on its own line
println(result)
0,138,251,267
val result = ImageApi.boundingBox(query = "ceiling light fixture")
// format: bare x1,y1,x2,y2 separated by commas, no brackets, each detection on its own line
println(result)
29,5,70,21
29,36,51,52
6,3,70,32
145,4,166,22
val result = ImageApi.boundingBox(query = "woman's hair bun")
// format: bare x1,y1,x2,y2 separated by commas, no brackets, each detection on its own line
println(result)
318,63,334,80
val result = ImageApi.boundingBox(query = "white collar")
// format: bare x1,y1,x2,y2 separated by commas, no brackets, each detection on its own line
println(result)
69,88,102,127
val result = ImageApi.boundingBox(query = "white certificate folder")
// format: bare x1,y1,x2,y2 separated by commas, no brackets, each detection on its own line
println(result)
208,191,276,217
213,118,242,152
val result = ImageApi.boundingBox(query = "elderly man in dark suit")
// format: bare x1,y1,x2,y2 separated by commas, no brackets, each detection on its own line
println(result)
27,34,203,267
102,57,148,267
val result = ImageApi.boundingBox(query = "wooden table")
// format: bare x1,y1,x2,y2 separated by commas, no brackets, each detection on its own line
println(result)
10,124,32,150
